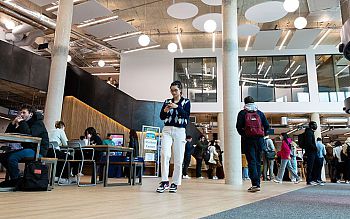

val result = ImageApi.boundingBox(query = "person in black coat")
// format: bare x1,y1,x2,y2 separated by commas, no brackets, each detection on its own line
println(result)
304,121,318,185
0,104,49,182
129,129,139,157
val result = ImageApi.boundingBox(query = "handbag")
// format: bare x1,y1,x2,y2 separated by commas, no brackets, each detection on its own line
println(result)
266,150,276,160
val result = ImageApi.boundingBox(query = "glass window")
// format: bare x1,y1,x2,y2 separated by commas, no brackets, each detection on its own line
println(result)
316,54,350,102
240,55,308,102
174,58,217,102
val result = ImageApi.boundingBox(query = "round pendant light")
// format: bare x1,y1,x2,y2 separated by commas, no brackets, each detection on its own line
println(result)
192,13,222,32
238,24,260,37
67,55,72,62
283,0,299,12
138,34,150,46
204,20,217,33
294,16,307,29
201,0,222,6
4,20,15,30
98,60,105,67
167,43,178,53
245,1,287,23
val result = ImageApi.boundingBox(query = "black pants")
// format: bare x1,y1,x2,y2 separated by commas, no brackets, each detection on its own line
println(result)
344,158,350,181
244,138,263,187
306,152,317,183
313,157,324,182
195,158,202,177
183,155,191,176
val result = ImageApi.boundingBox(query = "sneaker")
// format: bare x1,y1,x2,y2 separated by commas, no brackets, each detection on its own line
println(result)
169,183,177,193
247,186,260,192
307,181,318,186
345,181,350,184
156,181,169,193
294,179,301,184
69,176,78,184
58,178,70,185
197,176,204,179
273,179,282,184
213,176,218,180
182,175,190,179
336,180,341,184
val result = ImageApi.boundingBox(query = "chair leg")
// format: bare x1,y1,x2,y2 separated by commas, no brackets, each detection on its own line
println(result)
51,161,57,188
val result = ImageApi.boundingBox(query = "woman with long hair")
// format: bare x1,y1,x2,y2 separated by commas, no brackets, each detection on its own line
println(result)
274,133,301,184
156,81,191,193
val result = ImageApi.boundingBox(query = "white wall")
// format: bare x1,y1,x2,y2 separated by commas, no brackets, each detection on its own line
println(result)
120,48,223,112
120,45,343,114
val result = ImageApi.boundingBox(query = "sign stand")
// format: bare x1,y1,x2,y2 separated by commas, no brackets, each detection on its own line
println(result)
141,125,161,177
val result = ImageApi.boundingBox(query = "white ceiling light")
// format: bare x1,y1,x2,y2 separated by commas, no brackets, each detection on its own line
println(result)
204,19,217,33
245,35,251,51
176,33,183,53
238,24,260,37
294,17,307,29
283,0,299,12
279,30,291,50
4,19,15,30
138,34,150,47
103,31,142,42
67,55,72,62
167,43,178,53
77,15,118,28
192,13,222,32
123,44,160,54
98,60,105,67
257,62,265,75
245,1,288,23
313,29,331,49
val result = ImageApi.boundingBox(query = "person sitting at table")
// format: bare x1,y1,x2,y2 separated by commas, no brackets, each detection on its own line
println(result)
0,104,49,187
83,127,103,180
47,121,77,184
102,134,115,146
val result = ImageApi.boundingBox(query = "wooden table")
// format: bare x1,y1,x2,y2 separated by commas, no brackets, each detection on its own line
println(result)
0,133,41,160
83,145,134,187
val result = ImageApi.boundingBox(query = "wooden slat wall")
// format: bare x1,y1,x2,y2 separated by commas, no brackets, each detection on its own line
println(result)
61,96,130,144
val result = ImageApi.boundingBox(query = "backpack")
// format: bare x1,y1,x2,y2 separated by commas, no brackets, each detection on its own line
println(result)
244,111,264,137
290,141,298,157
16,161,49,191
203,147,210,163
298,132,306,149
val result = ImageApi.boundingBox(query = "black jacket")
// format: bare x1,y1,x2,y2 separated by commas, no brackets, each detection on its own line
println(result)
304,128,317,153
129,136,139,157
6,112,49,156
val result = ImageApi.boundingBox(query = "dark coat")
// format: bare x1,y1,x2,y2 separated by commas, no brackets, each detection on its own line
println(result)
304,128,317,154
129,136,139,157
6,112,49,156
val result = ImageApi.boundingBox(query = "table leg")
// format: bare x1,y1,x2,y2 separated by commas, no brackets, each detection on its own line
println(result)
35,142,41,161
130,151,133,186
104,148,110,187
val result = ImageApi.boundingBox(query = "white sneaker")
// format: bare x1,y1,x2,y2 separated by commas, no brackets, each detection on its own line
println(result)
345,181,350,184
213,176,218,180
182,175,191,179
273,179,282,184
58,178,70,185
198,176,204,179
69,176,78,184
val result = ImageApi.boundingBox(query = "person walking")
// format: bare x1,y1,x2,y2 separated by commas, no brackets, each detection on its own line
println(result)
342,138,350,184
304,121,319,186
236,96,269,192
274,133,301,184
262,135,276,181
156,81,191,193
314,138,326,185
182,135,193,179
193,135,207,179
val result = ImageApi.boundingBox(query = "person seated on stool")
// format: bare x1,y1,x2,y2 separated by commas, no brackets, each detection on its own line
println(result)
0,104,49,187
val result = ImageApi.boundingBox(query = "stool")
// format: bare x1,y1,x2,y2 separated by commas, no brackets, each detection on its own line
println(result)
133,161,143,185
40,157,58,189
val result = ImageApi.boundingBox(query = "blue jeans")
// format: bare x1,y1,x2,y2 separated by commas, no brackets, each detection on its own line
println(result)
290,156,298,180
242,167,249,179
2,149,36,179
276,159,300,182
244,137,263,187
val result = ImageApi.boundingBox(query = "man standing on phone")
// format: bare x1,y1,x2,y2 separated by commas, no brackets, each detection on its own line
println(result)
0,104,49,186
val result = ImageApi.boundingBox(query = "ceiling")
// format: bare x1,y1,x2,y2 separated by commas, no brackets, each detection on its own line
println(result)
0,0,344,74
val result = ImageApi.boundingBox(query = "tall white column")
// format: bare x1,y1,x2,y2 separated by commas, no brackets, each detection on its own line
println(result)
218,113,225,163
44,0,74,130
222,0,242,185
306,53,319,103
310,113,325,180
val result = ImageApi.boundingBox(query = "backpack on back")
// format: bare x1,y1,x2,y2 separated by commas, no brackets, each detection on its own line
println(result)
244,111,264,137
203,147,210,163
16,161,49,191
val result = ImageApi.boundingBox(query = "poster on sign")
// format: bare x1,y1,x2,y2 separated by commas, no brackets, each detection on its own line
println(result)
144,138,157,150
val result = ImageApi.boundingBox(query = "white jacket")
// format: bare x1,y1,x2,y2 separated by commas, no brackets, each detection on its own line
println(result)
208,145,218,164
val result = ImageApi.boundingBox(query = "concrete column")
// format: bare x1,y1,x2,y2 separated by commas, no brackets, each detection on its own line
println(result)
310,113,325,180
44,0,74,130
306,53,320,103
218,113,225,164
222,0,242,185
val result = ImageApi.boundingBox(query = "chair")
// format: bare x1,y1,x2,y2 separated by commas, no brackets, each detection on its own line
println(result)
59,140,96,186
